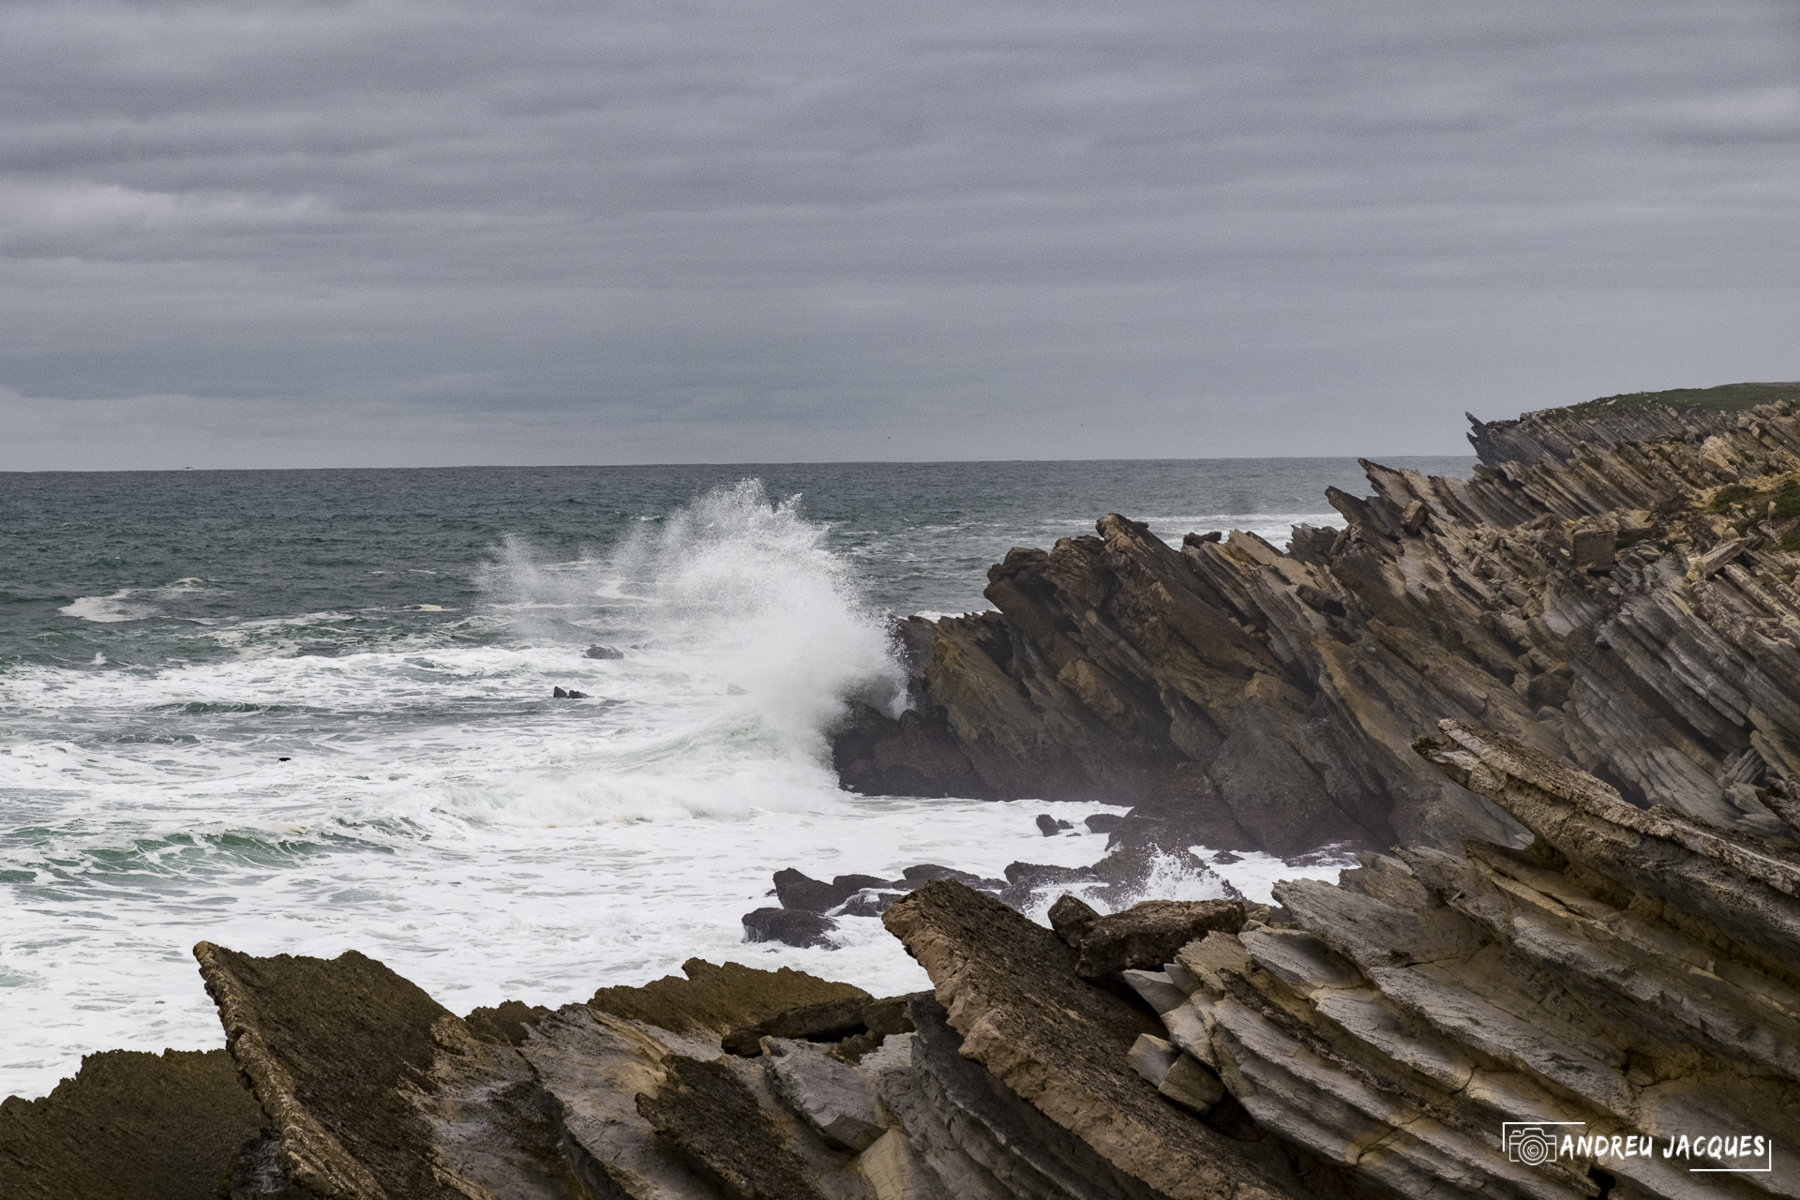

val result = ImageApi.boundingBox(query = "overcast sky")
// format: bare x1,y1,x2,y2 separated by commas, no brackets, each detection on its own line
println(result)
2,0,1797,468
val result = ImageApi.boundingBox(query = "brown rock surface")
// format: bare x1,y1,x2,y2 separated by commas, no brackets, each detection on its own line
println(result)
0,1047,263,1200
587,958,869,1036
195,942,581,1200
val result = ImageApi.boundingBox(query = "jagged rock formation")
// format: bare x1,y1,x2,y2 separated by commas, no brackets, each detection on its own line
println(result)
836,393,1800,856
1120,719,1800,1200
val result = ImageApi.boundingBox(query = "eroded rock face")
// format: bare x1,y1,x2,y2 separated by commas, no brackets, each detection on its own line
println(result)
0,1048,263,1200
195,942,581,1200
1129,720,1800,1200
762,1039,886,1152
835,397,1800,857
880,880,1364,1200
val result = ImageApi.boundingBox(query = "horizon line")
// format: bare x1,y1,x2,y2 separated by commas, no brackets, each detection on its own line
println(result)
0,451,1478,475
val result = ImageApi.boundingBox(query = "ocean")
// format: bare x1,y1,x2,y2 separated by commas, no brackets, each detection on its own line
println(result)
0,456,1471,1099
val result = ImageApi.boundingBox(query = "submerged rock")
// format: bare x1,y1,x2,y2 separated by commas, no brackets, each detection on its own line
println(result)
582,644,624,660
772,867,854,913
742,907,839,949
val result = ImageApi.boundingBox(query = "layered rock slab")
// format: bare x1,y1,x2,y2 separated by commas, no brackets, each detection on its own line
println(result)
195,942,582,1200
881,880,1367,1200
1132,722,1800,1200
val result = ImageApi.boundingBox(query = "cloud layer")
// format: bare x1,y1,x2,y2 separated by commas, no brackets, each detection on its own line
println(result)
3,0,1798,467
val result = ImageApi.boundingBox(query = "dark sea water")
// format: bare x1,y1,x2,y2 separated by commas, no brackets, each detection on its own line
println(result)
0,456,1469,1097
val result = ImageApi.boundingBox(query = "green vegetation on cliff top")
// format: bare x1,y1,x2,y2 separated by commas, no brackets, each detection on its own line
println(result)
1544,381,1800,422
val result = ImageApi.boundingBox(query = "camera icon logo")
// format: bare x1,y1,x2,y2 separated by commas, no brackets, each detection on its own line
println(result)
1502,1121,1583,1167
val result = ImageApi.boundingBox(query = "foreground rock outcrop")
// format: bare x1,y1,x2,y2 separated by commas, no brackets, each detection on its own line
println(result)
835,384,1800,857
1122,720,1800,1200
0,1048,263,1200
10,721,1800,1199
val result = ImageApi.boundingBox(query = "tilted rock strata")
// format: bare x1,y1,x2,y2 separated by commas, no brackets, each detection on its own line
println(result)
881,881,1368,1200
17,725,1800,1199
195,941,581,1200
176,939,1243,1200
836,398,1800,856
1125,720,1800,1200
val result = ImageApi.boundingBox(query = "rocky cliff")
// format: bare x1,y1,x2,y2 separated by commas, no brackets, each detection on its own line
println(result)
835,387,1800,857
8,724,1800,1199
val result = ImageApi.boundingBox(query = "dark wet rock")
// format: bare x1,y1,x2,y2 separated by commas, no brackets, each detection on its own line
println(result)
831,695,987,801
762,1038,886,1151
1067,899,1246,981
225,1131,320,1200
743,907,839,949
836,891,903,918
899,863,1003,889
1035,814,1073,836
0,1048,263,1200
587,958,867,1037
551,686,567,698
195,942,580,1200
831,873,892,893
1084,843,1244,909
999,861,1099,910
1047,893,1101,944
770,867,853,913
1003,861,1097,889
1084,812,1124,834
582,644,624,660
563,689,589,699
772,868,851,913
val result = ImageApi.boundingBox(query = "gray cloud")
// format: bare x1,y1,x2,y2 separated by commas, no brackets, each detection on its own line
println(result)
2,0,1797,468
